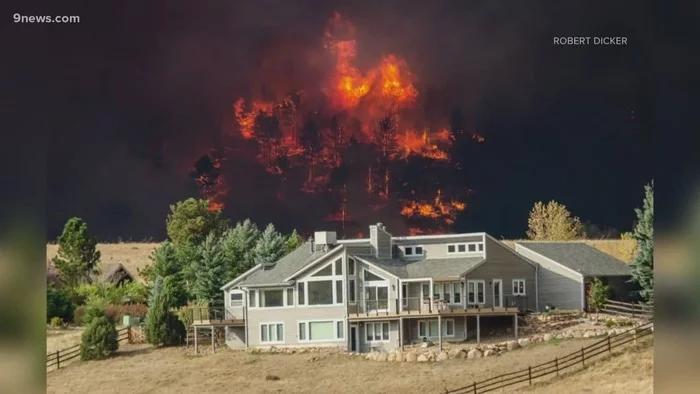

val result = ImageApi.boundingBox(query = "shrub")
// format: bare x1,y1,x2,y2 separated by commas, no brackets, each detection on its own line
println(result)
605,319,616,328
73,305,86,325
80,316,118,360
49,317,64,328
47,286,76,323
82,304,107,326
103,303,148,324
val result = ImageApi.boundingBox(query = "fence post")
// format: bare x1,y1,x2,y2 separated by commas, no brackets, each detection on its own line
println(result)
472,381,477,394
56,350,60,370
555,357,559,376
633,328,638,345
581,347,585,367
128,326,132,344
607,336,611,354
528,366,532,385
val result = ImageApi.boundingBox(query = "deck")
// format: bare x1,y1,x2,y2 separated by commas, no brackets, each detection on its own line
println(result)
190,306,245,327
347,306,520,321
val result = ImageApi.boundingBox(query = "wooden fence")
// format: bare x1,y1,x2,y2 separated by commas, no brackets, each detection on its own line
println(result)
46,327,131,372
446,322,654,393
600,300,653,319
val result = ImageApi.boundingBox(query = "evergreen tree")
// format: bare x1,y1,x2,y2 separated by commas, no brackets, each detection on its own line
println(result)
285,229,304,254
629,181,654,301
221,219,261,281
52,217,101,288
191,232,226,303
253,223,287,268
145,276,185,345
80,316,118,360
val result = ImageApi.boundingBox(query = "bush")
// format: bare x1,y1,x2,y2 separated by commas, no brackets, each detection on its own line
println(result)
47,286,76,323
80,316,118,360
49,317,64,328
72,281,149,306
104,303,148,324
82,305,107,326
73,305,86,325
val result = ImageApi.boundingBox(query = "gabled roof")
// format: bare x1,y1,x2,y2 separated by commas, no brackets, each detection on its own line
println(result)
94,262,135,284
515,242,631,277
359,255,484,279
233,242,330,287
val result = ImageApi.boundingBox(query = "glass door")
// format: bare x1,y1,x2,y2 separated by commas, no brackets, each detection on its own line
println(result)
364,286,389,312
493,279,502,308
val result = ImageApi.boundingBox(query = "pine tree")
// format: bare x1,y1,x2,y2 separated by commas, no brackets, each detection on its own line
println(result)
221,219,261,281
285,229,304,254
629,181,654,301
145,276,185,345
253,223,287,269
52,217,101,288
191,232,226,303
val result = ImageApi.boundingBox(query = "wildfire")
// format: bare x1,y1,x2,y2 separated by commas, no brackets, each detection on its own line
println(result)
400,190,466,224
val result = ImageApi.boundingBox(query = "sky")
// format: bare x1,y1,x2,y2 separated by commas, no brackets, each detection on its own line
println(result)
34,1,658,241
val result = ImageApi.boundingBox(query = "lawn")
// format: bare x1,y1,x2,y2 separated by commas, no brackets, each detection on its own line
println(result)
48,337,622,394
46,327,85,354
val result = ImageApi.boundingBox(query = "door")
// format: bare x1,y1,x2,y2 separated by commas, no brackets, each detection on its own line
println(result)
421,283,430,312
350,325,358,352
492,279,503,308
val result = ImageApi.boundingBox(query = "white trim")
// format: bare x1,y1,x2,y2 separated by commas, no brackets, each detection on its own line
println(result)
252,288,295,309
402,245,425,258
466,280,486,305
259,322,285,344
402,277,432,282
298,319,346,343
221,264,262,290
353,256,400,280
492,279,503,308
365,321,391,343
392,232,486,241
284,245,345,282
446,242,484,255
443,318,456,337
512,279,526,296
337,238,370,244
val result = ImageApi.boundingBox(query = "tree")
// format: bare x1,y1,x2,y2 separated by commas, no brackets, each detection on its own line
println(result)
587,277,611,318
165,198,229,247
145,276,185,346
254,110,282,168
526,201,585,241
299,117,323,183
253,223,287,268
285,229,304,254
80,316,118,360
191,232,226,303
52,217,101,288
629,181,654,301
221,219,261,282
47,286,75,323
375,115,398,159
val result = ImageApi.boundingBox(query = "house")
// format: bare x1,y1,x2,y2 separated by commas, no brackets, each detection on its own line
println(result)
514,242,639,311
93,262,135,287
205,224,538,354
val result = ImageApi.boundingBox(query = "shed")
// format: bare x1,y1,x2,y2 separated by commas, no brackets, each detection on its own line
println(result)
514,242,640,311
94,262,135,286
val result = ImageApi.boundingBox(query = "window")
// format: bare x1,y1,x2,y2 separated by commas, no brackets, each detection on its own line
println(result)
260,323,284,344
458,244,466,252
453,283,461,304
366,322,389,341
365,286,389,311
402,284,408,307
297,282,305,305
336,280,343,303
478,243,484,252
513,279,526,296
312,264,333,277
443,284,450,303
261,290,283,307
405,247,413,256
349,279,356,302
467,280,486,304
348,258,355,275
422,283,430,298
250,290,258,308
447,245,456,253
229,293,243,307
308,280,334,305
415,246,423,255
468,244,476,252
445,319,455,336
433,283,441,300
334,258,342,276
363,270,384,281
299,320,345,342
447,243,483,254
418,320,440,337
404,246,424,256
285,288,294,306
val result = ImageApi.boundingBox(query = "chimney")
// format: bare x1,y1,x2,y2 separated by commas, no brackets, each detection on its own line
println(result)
309,236,315,253
369,223,392,259
314,231,337,253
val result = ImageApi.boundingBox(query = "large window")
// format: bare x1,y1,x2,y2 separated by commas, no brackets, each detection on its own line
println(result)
285,288,294,306
297,282,305,305
348,258,355,275
260,323,284,344
366,322,390,342
418,320,439,337
229,293,243,307
334,258,342,275
261,290,284,307
349,279,356,302
512,279,526,296
467,280,486,304
298,320,345,342
308,280,334,305
363,270,384,281
365,286,388,311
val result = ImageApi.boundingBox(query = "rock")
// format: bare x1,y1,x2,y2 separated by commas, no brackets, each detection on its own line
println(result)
518,338,530,347
394,351,404,362
454,349,468,359
420,341,433,348
364,353,373,360
484,350,495,357
377,353,388,362
467,349,483,359
448,348,462,358
583,331,593,338
573,331,584,338
387,353,395,362
405,353,418,362
506,341,520,351
543,334,554,342
417,354,429,362
436,352,449,362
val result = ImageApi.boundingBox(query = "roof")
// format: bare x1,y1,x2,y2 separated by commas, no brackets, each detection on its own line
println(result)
236,242,329,287
95,262,135,284
515,242,631,276
360,256,485,279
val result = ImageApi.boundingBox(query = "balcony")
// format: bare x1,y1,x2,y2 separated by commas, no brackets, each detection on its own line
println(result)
190,305,245,326
347,296,527,320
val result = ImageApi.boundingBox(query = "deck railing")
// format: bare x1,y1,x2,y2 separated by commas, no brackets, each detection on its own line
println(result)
190,306,241,322
348,296,527,317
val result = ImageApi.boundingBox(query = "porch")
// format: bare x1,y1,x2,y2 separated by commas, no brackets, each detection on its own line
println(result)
347,296,528,319
190,305,245,327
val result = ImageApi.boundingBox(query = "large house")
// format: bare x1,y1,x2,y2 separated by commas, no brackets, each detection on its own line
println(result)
206,224,540,353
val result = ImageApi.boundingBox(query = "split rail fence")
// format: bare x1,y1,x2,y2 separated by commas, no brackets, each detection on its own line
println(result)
446,322,653,394
46,326,131,372
600,300,653,319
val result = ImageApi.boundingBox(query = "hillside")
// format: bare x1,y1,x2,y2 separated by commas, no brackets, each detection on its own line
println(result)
47,239,635,282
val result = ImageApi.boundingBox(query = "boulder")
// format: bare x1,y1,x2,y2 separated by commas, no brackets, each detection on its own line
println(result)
365,353,373,360
573,331,584,338
377,353,388,362
518,338,530,347
483,350,495,357
405,353,418,362
420,341,433,348
543,334,554,342
394,351,404,362
417,354,430,362
448,348,463,358
454,349,468,359
467,349,483,359
506,341,520,351
436,352,449,362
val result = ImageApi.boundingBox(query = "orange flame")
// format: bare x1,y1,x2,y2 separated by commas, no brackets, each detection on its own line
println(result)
400,190,466,224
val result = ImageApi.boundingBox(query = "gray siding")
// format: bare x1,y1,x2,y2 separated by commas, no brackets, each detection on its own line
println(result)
225,327,246,349
394,235,485,260
403,316,468,344
370,225,392,259
356,320,400,353
345,245,373,256
246,306,346,348
464,237,537,311
515,244,584,311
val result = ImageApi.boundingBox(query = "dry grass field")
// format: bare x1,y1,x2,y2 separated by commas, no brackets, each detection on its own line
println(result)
47,240,635,282
46,327,85,354
46,336,649,394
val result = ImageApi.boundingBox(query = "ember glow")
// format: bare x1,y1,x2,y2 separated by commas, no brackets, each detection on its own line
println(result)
192,12,483,235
